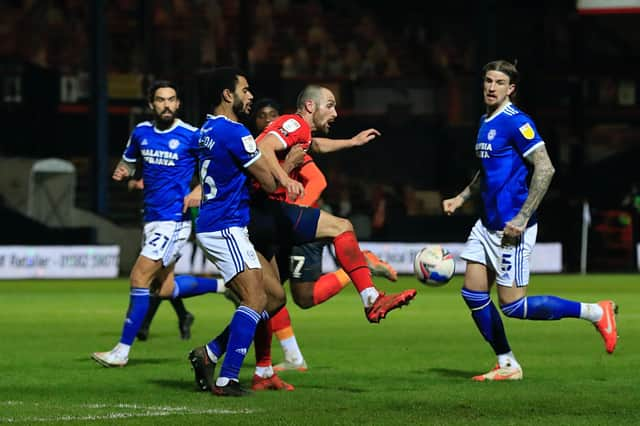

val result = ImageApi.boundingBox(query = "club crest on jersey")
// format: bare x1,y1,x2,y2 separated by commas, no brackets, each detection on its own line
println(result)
241,135,257,153
168,139,180,150
518,123,535,140
487,129,496,141
246,248,257,261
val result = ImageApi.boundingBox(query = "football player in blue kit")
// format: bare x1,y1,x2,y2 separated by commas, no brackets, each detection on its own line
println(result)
92,81,221,367
442,60,618,381
187,67,304,396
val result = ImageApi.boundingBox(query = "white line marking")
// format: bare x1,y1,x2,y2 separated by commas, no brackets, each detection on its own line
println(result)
0,401,255,423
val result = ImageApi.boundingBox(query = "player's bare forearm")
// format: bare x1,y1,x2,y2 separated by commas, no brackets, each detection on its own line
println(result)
248,157,278,193
260,142,292,184
443,171,482,215
258,142,304,199
310,137,351,153
460,171,482,201
514,145,555,226
187,184,202,202
182,185,202,213
282,145,305,173
311,128,380,153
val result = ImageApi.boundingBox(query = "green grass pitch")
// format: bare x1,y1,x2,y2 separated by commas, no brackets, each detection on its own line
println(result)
0,274,638,425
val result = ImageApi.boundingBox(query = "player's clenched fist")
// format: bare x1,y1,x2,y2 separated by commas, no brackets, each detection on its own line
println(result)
112,162,131,181
283,177,305,201
442,195,464,216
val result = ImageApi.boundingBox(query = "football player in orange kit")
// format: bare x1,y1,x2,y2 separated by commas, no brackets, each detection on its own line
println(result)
245,89,414,391
250,98,399,374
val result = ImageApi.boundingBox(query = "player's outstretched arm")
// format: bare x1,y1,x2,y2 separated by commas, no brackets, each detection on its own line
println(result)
311,128,381,153
442,170,482,216
112,160,135,181
504,145,555,237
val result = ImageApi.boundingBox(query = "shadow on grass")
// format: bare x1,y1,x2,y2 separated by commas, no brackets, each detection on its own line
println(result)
80,357,174,366
302,385,366,393
149,378,196,391
427,368,477,378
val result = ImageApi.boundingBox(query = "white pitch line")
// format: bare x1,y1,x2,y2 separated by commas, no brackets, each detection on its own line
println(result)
80,403,250,413
0,401,255,423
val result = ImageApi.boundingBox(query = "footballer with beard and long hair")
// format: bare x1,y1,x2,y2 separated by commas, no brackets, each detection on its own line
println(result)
442,59,618,381
92,81,223,368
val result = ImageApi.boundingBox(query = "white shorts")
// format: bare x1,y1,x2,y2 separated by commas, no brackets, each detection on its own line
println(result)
140,220,192,267
460,219,537,287
197,226,261,284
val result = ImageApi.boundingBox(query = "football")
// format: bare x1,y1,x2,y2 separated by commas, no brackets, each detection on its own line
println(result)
413,245,455,286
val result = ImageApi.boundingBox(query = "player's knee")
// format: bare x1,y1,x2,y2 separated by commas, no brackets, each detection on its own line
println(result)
291,291,314,309
267,300,286,317
129,270,150,288
156,287,171,298
500,297,527,319
233,273,268,311
153,275,176,298
243,290,268,312
325,216,353,236
267,288,286,311
337,217,354,234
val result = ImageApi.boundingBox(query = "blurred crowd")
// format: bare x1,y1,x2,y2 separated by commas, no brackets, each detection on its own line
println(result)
1,0,637,244
0,0,480,232
0,0,477,81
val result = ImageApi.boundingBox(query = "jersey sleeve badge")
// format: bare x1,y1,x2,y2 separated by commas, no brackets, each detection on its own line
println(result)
280,118,301,136
241,135,257,153
518,123,535,140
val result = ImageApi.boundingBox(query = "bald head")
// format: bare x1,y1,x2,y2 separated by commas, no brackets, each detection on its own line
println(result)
296,85,330,110
295,85,337,134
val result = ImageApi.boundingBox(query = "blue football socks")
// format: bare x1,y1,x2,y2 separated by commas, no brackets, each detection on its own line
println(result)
217,306,261,381
207,326,230,360
461,288,511,355
120,287,150,345
501,295,581,320
173,275,220,298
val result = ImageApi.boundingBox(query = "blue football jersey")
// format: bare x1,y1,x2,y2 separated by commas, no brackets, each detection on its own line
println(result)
475,103,545,230
122,119,199,222
196,115,261,233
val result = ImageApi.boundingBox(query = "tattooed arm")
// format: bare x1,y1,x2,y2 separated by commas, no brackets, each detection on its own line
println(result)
442,170,483,215
503,144,555,238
